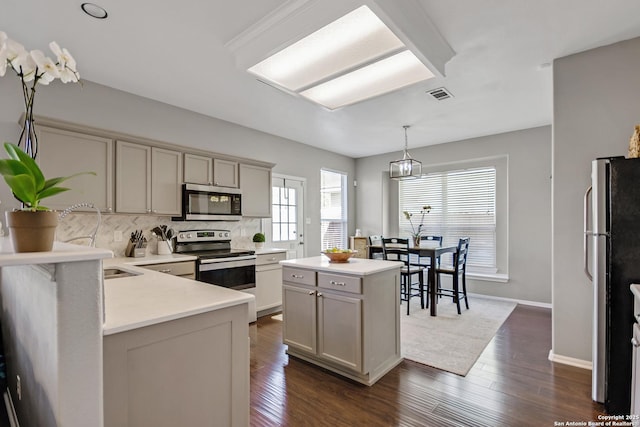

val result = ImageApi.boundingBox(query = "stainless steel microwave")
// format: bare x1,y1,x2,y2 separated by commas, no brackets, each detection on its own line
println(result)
174,183,242,221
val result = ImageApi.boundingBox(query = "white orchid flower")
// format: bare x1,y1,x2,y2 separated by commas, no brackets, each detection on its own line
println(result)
31,50,60,85
49,41,79,82
10,50,36,81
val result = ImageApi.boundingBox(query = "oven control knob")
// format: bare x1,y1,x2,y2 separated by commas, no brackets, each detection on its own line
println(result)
224,232,229,238
186,233,193,239
178,233,185,239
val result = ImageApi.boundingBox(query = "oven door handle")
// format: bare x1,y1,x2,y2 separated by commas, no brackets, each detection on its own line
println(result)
199,257,256,271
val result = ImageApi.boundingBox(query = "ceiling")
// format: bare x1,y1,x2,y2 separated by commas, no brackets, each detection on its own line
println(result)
3,0,640,158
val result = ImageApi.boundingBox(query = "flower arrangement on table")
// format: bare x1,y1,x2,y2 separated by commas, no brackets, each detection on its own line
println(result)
403,205,432,246
0,31,80,159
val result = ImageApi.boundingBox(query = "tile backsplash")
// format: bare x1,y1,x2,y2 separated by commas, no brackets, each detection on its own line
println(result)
53,212,263,257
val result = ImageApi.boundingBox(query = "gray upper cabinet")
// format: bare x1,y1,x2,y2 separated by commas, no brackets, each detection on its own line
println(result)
151,147,182,215
116,141,151,214
213,158,239,188
184,153,212,185
184,155,238,188
116,141,182,215
240,163,272,217
37,126,113,213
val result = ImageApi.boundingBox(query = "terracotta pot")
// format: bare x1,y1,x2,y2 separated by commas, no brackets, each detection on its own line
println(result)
6,210,58,252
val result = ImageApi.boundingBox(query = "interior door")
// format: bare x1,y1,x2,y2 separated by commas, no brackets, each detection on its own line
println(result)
267,175,305,259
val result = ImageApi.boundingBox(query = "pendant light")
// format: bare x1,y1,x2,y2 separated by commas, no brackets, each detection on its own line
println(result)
389,125,422,179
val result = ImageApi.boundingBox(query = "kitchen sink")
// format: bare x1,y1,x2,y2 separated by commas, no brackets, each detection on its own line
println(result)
103,268,141,280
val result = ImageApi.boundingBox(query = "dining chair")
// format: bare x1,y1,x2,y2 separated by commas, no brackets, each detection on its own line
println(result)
368,235,383,259
435,237,470,315
410,235,443,267
381,237,425,315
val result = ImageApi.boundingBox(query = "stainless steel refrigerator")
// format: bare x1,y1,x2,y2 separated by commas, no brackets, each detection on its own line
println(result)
584,156,640,415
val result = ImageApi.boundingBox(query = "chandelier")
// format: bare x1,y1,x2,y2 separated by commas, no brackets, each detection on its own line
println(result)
389,125,422,180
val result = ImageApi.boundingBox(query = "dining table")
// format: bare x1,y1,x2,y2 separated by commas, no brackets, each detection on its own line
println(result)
368,244,457,316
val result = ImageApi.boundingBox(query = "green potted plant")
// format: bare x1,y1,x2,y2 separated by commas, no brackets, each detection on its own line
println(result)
0,142,94,252
252,232,266,250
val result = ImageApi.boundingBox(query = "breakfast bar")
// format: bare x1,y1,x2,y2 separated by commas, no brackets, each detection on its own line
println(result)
280,256,402,385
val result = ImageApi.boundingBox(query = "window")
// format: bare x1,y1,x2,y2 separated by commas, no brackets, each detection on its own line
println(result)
272,181,298,242
399,167,497,272
320,169,347,250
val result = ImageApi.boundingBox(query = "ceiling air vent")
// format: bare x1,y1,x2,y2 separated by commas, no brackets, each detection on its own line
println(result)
427,87,453,101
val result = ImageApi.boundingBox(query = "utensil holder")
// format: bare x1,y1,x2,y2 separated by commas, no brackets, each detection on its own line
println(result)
157,240,172,255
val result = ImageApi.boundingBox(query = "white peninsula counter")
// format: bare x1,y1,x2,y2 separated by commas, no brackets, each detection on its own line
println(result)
0,239,112,427
0,238,252,427
280,256,402,386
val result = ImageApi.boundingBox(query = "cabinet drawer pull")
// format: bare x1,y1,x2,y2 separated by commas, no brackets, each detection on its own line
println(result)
308,291,315,296
292,274,304,279
269,257,277,261
330,280,346,286
633,338,640,348
159,269,172,273
317,292,323,297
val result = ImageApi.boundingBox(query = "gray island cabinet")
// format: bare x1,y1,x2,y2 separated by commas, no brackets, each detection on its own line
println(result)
280,256,402,386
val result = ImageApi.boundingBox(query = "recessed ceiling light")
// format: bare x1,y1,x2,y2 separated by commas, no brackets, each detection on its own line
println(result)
81,3,108,19
247,5,435,110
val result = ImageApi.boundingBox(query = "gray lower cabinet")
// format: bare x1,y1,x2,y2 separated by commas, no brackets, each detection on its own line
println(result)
138,260,196,280
103,304,249,427
282,265,401,385
239,164,272,217
255,251,286,315
37,125,114,212
116,141,182,215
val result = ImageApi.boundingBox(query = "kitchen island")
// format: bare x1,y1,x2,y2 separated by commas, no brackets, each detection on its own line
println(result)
280,256,402,385
0,239,252,427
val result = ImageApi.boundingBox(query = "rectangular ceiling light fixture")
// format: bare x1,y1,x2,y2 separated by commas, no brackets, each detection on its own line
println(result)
247,5,435,110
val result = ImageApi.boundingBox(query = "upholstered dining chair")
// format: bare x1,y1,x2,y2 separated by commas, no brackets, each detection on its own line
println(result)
381,237,425,315
435,237,470,315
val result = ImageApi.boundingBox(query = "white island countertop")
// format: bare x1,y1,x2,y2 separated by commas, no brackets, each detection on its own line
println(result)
280,256,401,276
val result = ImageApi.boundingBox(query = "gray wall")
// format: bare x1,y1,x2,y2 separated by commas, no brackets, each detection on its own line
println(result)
355,126,552,304
552,36,640,362
0,78,356,255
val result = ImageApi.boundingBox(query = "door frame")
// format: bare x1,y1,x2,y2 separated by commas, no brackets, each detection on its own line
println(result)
264,173,306,259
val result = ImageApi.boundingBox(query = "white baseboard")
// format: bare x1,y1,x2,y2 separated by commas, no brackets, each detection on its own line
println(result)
468,292,552,309
548,349,592,370
4,389,19,427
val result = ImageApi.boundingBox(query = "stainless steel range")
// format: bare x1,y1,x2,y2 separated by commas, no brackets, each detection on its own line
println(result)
174,229,257,322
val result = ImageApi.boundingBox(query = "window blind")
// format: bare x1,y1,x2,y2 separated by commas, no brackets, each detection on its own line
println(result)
321,170,347,250
399,167,496,270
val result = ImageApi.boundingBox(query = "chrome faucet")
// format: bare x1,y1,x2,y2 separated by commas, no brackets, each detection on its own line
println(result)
58,202,102,247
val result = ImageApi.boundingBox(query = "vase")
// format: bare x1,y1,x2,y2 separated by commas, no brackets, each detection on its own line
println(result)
6,210,58,252
413,235,421,247
254,242,264,250
18,80,39,159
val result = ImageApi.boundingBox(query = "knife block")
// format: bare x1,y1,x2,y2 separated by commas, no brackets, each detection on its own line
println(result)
125,241,146,258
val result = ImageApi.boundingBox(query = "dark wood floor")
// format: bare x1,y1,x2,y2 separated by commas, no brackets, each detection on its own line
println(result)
249,305,605,426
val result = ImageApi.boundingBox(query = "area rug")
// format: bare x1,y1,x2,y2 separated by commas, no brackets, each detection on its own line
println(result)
401,296,516,376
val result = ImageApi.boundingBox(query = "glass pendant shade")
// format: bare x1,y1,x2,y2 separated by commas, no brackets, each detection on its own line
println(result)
389,126,422,179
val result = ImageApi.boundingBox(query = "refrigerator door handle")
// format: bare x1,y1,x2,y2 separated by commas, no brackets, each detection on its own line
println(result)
584,186,593,281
